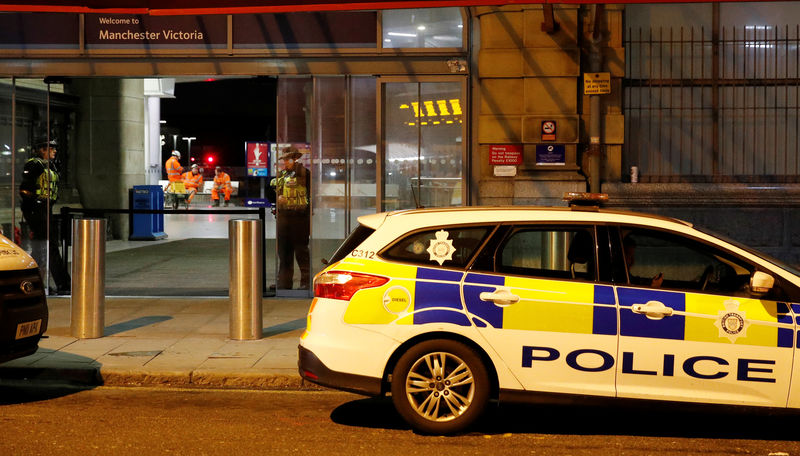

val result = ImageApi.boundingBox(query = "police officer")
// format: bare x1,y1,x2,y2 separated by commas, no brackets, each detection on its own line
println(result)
271,146,310,290
19,138,70,295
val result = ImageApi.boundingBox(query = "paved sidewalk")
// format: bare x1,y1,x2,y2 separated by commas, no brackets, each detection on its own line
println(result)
0,297,318,390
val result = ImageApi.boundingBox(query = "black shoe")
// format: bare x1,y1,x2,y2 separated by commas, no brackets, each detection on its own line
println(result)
213,200,220,207
49,288,69,296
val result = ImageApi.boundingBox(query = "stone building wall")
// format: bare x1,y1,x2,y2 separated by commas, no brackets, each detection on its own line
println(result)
473,5,625,207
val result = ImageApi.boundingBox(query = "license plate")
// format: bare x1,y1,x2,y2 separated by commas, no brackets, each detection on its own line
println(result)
15,319,42,340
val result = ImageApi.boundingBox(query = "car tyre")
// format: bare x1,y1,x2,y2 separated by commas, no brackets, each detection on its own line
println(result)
391,339,489,435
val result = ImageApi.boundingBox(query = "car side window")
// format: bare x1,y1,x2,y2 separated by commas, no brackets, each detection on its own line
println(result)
381,226,493,268
621,227,754,294
489,227,596,281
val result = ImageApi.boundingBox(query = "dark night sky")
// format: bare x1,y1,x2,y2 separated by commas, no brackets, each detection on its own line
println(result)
160,77,277,171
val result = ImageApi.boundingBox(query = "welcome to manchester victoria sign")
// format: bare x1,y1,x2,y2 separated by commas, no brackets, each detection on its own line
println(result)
86,14,227,49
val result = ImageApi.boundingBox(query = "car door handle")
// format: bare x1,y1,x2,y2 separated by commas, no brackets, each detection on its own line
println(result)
479,288,520,307
631,300,674,320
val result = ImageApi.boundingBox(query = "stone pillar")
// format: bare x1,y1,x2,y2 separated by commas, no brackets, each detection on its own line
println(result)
72,79,146,239
475,5,584,207
474,5,625,206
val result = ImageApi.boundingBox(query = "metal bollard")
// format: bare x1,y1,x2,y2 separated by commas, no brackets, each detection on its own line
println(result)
70,218,106,339
229,219,263,340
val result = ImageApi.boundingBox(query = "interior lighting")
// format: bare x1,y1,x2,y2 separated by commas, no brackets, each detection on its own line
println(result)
417,25,426,31
450,99,462,115
424,100,436,117
388,32,417,37
436,100,451,116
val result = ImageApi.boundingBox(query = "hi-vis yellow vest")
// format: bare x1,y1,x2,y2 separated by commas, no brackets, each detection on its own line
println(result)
30,158,58,201
273,170,308,211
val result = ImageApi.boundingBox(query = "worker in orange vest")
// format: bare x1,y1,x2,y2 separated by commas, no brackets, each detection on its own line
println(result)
182,164,204,205
211,166,232,207
165,150,183,189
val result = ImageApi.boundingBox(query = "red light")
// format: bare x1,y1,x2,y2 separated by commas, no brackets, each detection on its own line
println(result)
190,157,195,162
207,155,214,164
314,271,389,301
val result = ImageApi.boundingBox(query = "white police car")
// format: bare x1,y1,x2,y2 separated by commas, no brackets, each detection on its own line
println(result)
299,196,800,434
0,233,48,365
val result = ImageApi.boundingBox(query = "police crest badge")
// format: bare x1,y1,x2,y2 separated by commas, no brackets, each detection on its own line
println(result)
427,230,455,265
714,299,750,343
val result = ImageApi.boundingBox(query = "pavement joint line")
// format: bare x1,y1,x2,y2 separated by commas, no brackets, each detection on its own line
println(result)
2,297,315,391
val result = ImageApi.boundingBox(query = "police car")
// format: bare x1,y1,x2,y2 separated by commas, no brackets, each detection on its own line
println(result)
0,233,48,365
299,195,800,434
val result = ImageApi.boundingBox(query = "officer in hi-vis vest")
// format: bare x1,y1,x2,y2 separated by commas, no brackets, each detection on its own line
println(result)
270,146,310,290
19,138,71,295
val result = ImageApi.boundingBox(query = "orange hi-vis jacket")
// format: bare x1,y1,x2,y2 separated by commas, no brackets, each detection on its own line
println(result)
214,172,231,190
182,171,203,191
212,171,232,200
165,156,183,182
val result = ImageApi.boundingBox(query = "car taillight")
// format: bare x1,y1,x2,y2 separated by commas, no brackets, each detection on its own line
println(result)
314,271,389,301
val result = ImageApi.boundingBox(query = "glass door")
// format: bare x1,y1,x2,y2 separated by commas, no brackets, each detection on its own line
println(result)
379,77,466,211
276,76,377,297
2,78,71,295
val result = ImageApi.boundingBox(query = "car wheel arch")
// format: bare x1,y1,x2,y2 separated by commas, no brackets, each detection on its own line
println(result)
381,331,500,400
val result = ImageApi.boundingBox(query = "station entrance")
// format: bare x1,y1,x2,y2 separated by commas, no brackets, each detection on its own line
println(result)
0,75,467,297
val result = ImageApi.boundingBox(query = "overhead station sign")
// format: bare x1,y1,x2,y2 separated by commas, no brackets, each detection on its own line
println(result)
0,13,79,49
85,14,227,49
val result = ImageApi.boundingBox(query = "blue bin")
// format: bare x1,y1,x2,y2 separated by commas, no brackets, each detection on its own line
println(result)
129,185,167,240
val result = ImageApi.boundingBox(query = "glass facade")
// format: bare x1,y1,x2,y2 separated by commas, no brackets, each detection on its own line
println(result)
382,7,463,48
383,80,464,210
0,8,469,298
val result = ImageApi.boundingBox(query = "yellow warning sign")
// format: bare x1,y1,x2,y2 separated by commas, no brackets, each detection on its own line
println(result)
583,72,611,95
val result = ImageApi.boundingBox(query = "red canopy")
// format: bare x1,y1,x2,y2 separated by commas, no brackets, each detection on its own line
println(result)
0,0,735,15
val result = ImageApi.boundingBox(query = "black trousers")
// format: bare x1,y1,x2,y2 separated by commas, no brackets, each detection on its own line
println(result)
276,211,310,290
22,201,71,292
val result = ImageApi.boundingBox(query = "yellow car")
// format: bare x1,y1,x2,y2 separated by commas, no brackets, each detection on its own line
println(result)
0,233,48,364
299,200,799,434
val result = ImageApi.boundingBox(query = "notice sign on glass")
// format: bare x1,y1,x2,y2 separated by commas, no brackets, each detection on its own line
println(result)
488,144,523,165
246,142,271,177
85,14,227,49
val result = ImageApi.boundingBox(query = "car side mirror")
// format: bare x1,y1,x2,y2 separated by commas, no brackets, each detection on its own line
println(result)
750,271,774,295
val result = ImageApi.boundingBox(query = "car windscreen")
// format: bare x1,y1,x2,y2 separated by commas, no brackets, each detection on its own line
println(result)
327,224,376,265
695,225,800,277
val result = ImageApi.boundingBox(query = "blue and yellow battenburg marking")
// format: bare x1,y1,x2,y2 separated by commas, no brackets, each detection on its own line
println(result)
339,259,795,349
462,273,616,335
617,287,793,348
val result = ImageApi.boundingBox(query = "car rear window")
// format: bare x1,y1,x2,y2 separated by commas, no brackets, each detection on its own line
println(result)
328,224,376,265
382,226,493,269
